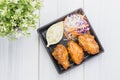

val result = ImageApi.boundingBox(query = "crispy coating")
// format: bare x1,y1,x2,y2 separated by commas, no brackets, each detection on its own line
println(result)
52,44,70,69
78,34,99,54
68,40,84,64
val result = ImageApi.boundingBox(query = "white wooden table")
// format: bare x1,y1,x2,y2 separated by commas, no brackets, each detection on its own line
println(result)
0,0,120,80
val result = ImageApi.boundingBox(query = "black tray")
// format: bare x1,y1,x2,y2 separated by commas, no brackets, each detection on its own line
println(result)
37,8,104,74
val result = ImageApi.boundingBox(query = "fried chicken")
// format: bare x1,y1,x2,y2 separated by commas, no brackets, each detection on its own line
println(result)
68,40,84,64
78,34,99,54
52,44,70,69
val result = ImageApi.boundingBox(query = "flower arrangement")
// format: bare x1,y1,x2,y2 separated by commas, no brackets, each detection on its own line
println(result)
0,0,41,40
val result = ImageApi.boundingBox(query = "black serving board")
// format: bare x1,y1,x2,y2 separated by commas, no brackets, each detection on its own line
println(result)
37,8,104,74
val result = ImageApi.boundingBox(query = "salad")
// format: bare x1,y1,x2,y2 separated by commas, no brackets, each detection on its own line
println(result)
64,14,89,39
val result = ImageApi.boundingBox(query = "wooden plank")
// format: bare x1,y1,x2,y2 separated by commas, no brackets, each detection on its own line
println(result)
84,0,120,79
57,0,84,17
82,0,120,80
0,1,39,80
57,0,84,80
84,0,104,80
98,0,120,80
39,0,84,80
0,2,39,80
40,0,58,27
0,38,9,80
39,0,58,80
7,30,38,80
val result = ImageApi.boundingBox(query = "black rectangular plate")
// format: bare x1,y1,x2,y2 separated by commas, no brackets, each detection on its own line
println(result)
37,8,104,74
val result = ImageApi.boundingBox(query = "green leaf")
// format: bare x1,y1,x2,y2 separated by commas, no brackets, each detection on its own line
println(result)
0,0,42,40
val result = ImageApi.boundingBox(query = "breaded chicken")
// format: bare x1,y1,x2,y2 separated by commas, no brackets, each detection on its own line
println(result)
52,44,70,69
78,34,99,54
68,40,84,64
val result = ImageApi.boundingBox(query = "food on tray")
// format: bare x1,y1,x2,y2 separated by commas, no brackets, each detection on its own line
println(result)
39,9,104,73
52,44,70,69
64,14,89,39
67,40,84,64
46,21,64,47
78,34,99,54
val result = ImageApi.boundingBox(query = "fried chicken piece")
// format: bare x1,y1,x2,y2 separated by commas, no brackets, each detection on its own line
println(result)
78,34,99,54
68,40,84,64
52,44,70,69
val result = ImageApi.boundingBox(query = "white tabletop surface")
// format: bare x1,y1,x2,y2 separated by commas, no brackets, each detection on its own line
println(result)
0,0,120,80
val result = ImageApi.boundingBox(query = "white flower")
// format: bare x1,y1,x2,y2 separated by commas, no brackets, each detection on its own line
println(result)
1,7,7,15
30,1,36,7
